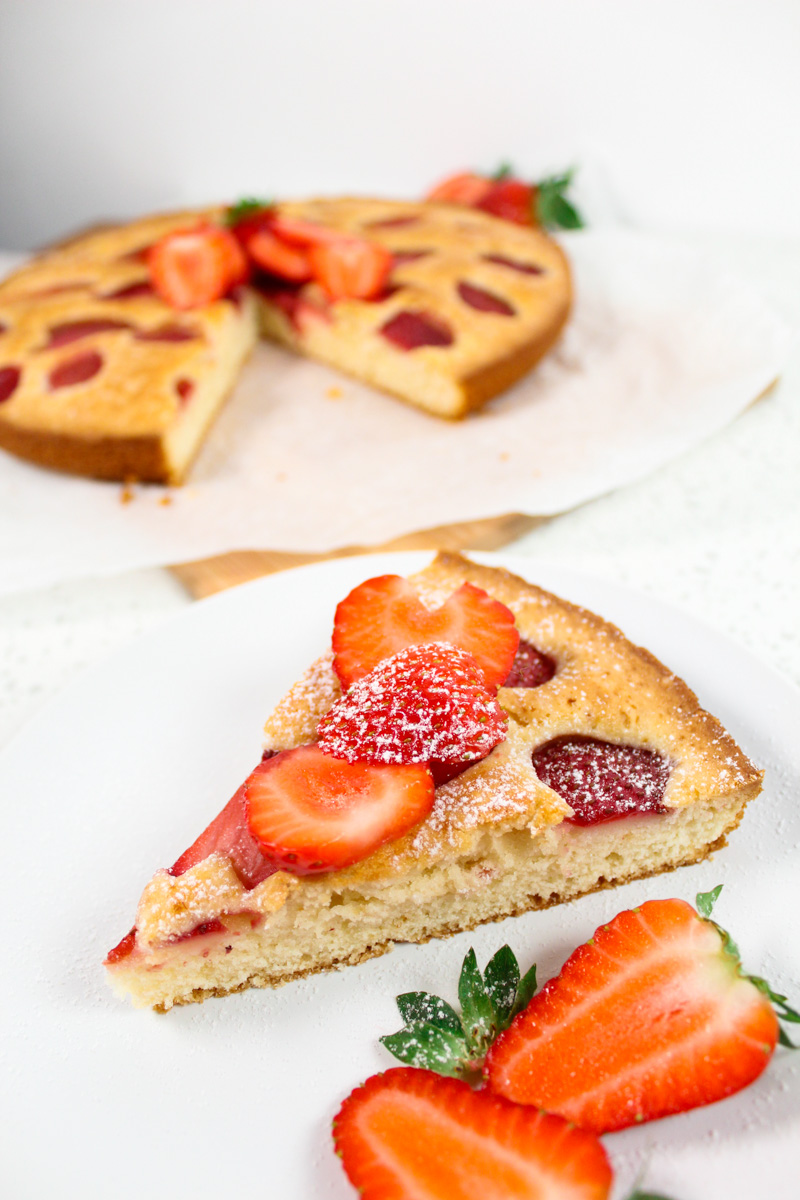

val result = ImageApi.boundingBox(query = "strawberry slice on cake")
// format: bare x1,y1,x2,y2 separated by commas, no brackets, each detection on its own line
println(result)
106,553,762,1010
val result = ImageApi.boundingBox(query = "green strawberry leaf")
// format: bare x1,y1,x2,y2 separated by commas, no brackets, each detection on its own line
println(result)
483,945,520,1027
396,991,463,1037
459,948,497,1053
491,161,514,182
381,944,538,1078
379,1022,470,1079
626,1191,680,1200
696,884,724,918
697,887,799,1050
778,1025,798,1050
535,168,584,231
225,197,272,227
511,961,538,1019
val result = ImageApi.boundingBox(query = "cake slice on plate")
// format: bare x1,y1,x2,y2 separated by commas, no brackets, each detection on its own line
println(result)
105,553,762,1010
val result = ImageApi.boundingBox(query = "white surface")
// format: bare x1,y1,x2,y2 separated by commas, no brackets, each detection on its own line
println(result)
1,0,800,249
0,552,798,1200
0,230,791,593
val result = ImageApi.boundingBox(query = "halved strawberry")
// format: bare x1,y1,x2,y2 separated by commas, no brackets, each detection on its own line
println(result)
309,237,393,301
426,171,494,207
268,214,344,247
485,897,782,1133
148,224,247,309
477,178,536,226
245,228,313,282
244,745,433,874
333,1067,612,1200
170,782,276,889
318,643,507,766
332,575,519,690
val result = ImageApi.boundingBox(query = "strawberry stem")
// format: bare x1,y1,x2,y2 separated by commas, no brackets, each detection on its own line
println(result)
696,885,799,1049
379,944,538,1081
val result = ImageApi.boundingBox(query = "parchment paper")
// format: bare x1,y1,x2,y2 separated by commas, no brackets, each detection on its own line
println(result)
0,230,791,594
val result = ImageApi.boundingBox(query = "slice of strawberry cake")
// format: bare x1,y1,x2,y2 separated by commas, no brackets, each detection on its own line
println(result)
105,553,762,1010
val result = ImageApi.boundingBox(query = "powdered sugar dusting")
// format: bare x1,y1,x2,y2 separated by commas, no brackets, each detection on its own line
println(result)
262,650,341,749
318,643,507,765
532,736,670,825
410,755,535,854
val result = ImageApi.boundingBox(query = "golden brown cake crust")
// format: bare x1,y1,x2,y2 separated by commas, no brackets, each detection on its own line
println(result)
0,208,257,484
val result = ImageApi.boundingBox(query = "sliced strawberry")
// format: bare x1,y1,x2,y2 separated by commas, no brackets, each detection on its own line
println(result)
485,898,780,1133
170,782,277,889
245,228,313,282
268,214,344,247
333,1067,612,1200
477,178,536,226
148,224,247,309
244,745,433,874
332,575,519,690
426,172,494,207
318,643,507,766
309,237,393,301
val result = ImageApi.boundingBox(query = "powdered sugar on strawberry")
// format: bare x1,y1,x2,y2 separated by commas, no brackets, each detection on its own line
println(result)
318,643,508,765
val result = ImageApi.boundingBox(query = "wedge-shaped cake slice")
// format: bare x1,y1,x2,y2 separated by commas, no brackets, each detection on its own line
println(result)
256,196,571,418
105,553,761,1010
0,210,259,483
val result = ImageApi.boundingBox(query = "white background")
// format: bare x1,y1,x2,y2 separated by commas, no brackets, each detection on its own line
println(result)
0,0,799,249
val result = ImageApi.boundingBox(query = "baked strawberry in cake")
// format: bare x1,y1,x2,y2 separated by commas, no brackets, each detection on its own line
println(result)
247,196,571,419
105,553,761,1010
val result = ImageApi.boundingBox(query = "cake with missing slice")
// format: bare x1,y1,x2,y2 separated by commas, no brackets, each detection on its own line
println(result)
105,553,762,1010
0,195,570,482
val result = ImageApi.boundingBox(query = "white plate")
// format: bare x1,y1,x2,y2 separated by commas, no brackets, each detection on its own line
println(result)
1,552,799,1199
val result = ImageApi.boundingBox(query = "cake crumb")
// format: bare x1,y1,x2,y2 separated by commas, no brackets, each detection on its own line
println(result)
326,386,343,400
120,483,135,505
159,495,173,507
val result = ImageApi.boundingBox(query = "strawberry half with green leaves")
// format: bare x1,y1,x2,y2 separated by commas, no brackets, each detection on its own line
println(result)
244,744,433,874
426,164,584,231
485,887,798,1133
331,574,519,690
380,944,537,1084
333,1067,612,1200
317,643,507,767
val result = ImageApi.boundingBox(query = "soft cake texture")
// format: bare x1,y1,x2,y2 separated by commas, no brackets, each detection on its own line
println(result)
106,554,762,1010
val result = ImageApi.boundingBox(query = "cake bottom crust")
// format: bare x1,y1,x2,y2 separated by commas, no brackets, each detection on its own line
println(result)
153,833,727,1012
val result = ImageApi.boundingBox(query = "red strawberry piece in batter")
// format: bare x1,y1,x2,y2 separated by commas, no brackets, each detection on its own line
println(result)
531,736,670,824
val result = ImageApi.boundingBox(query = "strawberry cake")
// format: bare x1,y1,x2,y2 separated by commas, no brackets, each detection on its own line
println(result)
105,554,762,1010
0,196,571,483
